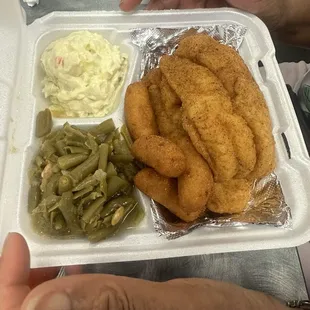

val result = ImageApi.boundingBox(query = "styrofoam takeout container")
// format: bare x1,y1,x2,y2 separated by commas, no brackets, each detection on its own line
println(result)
0,0,310,268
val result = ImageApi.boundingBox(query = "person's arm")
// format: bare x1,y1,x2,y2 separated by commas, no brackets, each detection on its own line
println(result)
277,0,310,46
1,233,288,310
286,0,310,26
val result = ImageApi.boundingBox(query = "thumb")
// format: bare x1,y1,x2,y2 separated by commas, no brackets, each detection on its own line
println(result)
20,274,286,310
21,275,211,310
119,0,143,11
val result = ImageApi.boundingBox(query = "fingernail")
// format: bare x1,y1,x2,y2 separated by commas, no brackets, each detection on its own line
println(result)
26,292,72,310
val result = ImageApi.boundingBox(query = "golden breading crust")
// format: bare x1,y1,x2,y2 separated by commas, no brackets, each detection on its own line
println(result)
124,82,158,140
134,168,203,222
176,34,275,179
148,83,213,218
207,179,252,214
132,135,187,178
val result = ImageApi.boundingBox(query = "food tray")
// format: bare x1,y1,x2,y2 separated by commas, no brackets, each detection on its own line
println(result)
0,2,310,268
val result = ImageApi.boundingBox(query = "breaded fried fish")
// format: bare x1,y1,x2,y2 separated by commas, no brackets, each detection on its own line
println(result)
148,83,213,217
160,55,240,181
125,82,158,140
132,135,186,178
134,168,202,222
176,33,275,179
175,33,253,96
207,179,252,214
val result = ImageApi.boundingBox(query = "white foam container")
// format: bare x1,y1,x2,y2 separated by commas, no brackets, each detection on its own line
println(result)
0,0,310,268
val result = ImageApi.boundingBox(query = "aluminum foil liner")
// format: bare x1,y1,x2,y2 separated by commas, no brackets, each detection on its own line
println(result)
130,25,291,239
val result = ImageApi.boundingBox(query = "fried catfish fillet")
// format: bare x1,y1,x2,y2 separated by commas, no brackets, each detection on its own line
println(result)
176,34,275,179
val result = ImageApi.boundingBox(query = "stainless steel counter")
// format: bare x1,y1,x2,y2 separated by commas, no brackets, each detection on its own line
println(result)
83,248,308,302
20,0,310,303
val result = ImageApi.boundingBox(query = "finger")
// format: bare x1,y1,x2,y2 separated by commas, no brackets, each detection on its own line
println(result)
0,233,31,310
120,0,143,11
147,0,180,10
0,233,30,286
21,275,287,310
179,0,207,9
21,276,218,310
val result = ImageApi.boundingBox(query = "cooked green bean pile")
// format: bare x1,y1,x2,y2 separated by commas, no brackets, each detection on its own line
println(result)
29,117,144,243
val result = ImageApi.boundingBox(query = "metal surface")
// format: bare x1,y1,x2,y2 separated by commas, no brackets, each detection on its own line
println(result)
83,248,308,302
21,0,310,302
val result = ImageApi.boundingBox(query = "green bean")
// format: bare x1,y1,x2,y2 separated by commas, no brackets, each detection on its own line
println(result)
35,156,45,168
120,125,133,148
89,204,135,243
107,176,130,198
103,131,116,144
72,174,98,192
113,139,130,155
55,140,67,156
106,162,117,177
85,134,99,154
35,109,53,138
116,162,139,182
58,192,83,236
82,196,107,224
93,169,108,197
78,191,101,209
28,165,42,183
101,196,135,218
87,225,118,243
43,173,61,198
48,200,61,213
57,154,88,170
53,213,66,231
32,195,61,215
114,129,121,140
64,122,86,141
28,184,41,213
50,210,57,224
90,119,115,137
44,129,65,144
94,170,108,198
41,140,57,159
70,152,100,185
64,146,89,155
43,129,59,143
93,169,106,181
73,186,93,200
109,154,134,164
49,154,59,163
58,175,73,194
102,214,113,227
89,212,102,226
64,138,85,148
98,144,109,171
116,173,125,181
52,165,61,174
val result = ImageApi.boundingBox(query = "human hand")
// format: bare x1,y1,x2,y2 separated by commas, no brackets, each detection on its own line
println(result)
120,0,287,31
1,234,287,310
0,233,80,310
